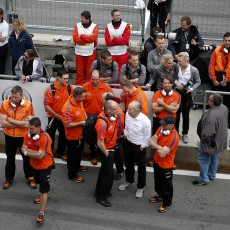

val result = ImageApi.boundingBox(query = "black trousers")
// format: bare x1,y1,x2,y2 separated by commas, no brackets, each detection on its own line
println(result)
114,139,124,174
12,59,18,76
5,135,34,181
176,91,192,135
46,117,67,156
67,139,84,179
0,43,8,74
154,163,173,206
123,139,146,189
95,149,115,200
89,144,97,159
211,83,230,123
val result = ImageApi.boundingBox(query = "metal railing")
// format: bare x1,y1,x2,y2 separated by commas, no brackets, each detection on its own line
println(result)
0,74,47,83
203,90,230,112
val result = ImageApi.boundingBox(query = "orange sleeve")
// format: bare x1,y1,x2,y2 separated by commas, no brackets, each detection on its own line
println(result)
25,101,35,117
43,85,53,106
140,91,148,116
95,119,108,140
152,90,161,103
208,49,217,81
80,25,99,43
0,102,7,115
72,25,86,45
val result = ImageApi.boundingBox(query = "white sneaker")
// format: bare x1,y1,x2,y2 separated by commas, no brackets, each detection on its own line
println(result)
118,182,134,191
182,134,189,144
135,188,144,198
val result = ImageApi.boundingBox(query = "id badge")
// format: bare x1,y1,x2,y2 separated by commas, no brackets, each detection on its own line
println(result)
186,44,190,50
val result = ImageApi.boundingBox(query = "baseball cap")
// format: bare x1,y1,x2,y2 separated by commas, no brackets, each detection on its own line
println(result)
160,115,176,126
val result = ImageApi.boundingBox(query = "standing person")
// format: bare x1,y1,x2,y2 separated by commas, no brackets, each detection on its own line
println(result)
148,115,179,213
146,54,178,90
82,70,113,165
147,0,172,33
0,85,35,190
175,52,201,143
43,69,73,161
168,16,204,62
120,79,149,116
193,94,228,185
72,11,99,85
147,35,172,87
61,87,87,183
95,100,119,207
91,50,118,84
15,48,43,82
21,117,54,224
209,32,230,128
118,101,151,198
0,8,9,74
101,92,125,180
8,19,34,75
104,9,131,73
120,50,146,86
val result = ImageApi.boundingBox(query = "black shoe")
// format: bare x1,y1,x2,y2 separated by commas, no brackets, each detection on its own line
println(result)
193,180,208,186
96,198,111,207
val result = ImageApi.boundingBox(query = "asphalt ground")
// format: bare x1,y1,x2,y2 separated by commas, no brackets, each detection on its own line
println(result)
0,157,230,230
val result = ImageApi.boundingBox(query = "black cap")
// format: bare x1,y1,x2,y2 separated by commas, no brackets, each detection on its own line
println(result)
160,115,176,126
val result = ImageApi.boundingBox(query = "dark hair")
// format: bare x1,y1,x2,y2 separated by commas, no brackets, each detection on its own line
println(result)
81,11,91,20
73,87,86,97
211,93,223,106
100,50,112,59
223,32,230,39
25,49,36,58
150,27,162,37
128,50,139,59
163,75,174,84
181,16,191,25
29,117,41,127
104,93,115,101
57,69,69,77
11,85,23,95
0,8,4,23
111,9,119,16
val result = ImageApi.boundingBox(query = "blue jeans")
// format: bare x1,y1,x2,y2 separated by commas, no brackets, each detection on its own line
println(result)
197,144,220,183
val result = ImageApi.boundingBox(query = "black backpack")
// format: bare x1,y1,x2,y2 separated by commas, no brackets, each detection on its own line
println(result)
50,83,71,96
125,63,142,78
96,59,114,72
84,115,108,146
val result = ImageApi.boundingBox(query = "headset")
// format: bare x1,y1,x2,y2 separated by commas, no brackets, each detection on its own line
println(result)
162,90,173,96
160,128,171,135
11,99,25,108
223,47,229,54
105,113,116,122
28,133,40,141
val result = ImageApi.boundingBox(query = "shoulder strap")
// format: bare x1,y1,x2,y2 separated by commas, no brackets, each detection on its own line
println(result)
111,60,114,72
137,63,142,75
50,84,56,96
125,64,129,77
67,84,71,95
96,59,101,71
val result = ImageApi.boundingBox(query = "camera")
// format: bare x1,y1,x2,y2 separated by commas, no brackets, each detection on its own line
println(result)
182,80,193,94
157,32,177,40
189,25,199,40
199,44,216,52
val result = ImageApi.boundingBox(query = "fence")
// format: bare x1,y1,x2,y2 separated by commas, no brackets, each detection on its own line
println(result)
3,1,230,42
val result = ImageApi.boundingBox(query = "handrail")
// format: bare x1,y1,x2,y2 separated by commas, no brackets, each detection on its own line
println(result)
203,90,230,112
0,74,47,83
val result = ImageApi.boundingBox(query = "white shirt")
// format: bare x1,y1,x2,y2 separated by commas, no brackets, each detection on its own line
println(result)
178,64,191,85
124,112,151,148
0,20,9,47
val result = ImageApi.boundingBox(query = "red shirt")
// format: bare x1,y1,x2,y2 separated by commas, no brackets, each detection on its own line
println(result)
154,127,179,169
95,112,117,149
23,131,53,170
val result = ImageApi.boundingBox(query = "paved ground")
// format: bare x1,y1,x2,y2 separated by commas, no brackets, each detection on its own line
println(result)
0,158,230,230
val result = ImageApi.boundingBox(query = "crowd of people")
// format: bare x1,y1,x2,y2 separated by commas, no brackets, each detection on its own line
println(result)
0,6,229,225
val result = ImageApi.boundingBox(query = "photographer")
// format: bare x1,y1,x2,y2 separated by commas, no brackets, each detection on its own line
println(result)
168,16,204,62
175,52,201,143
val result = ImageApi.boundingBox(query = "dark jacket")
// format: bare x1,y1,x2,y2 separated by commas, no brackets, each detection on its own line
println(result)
168,26,204,61
8,30,34,62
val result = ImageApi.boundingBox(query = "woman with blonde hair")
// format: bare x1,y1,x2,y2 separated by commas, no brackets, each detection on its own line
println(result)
9,19,34,75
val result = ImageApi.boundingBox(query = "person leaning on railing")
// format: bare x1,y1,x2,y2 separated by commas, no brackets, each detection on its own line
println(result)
15,48,43,83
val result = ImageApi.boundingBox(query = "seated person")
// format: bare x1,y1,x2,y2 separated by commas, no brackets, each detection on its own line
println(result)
146,54,178,91
120,50,146,86
15,48,43,83
91,50,118,84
